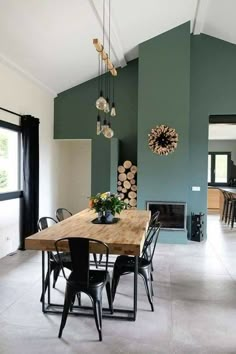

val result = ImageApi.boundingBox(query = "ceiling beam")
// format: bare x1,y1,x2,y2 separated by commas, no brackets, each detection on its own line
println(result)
89,0,127,68
192,0,210,35
0,53,57,97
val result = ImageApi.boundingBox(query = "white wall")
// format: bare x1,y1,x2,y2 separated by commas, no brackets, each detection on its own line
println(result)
0,62,92,258
55,140,91,215
0,60,58,257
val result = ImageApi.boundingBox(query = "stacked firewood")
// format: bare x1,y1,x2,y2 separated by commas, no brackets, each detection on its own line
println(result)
117,160,137,209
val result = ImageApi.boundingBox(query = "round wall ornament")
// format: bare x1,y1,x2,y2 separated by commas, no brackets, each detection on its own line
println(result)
148,124,178,155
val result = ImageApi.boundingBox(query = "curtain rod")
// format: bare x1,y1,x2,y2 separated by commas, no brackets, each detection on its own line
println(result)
0,106,23,118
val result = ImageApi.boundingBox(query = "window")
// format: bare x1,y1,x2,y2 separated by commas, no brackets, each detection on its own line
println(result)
0,120,22,198
208,152,230,185
0,128,20,192
0,119,22,256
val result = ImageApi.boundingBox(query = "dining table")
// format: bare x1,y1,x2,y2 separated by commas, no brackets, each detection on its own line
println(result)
25,208,151,321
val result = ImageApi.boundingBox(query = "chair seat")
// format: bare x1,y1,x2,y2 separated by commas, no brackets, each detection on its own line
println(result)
53,252,71,264
115,255,149,269
68,270,110,289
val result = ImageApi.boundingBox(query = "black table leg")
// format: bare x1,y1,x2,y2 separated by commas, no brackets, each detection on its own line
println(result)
133,255,138,321
47,252,51,304
42,251,45,313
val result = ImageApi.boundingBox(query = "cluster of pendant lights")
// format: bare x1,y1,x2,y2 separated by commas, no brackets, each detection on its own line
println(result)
95,0,117,139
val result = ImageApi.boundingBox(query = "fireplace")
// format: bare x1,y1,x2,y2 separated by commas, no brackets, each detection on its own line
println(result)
146,201,187,231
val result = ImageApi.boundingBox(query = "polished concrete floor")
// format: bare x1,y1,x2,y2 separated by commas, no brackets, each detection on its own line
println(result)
1,213,236,353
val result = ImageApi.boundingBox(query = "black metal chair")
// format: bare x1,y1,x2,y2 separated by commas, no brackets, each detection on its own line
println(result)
56,207,100,268
112,222,161,312
228,197,236,229
38,217,72,302
221,191,232,223
149,210,160,227
55,237,113,342
147,211,160,279
56,208,72,222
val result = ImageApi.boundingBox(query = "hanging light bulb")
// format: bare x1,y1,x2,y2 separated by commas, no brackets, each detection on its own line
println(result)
103,126,114,138
101,118,108,131
96,115,102,135
103,121,114,138
104,97,110,113
96,90,107,111
110,102,116,117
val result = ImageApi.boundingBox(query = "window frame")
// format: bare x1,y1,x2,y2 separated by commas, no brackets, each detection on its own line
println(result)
0,120,22,201
208,151,231,186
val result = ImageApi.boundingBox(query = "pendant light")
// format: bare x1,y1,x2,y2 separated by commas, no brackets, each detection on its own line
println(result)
110,76,116,117
93,0,117,138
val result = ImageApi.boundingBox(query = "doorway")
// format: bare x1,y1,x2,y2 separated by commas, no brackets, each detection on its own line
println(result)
207,115,236,221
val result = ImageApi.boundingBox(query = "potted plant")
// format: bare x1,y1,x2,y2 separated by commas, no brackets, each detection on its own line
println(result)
89,192,128,223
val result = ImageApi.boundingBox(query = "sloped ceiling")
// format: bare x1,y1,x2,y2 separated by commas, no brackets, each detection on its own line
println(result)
0,0,235,95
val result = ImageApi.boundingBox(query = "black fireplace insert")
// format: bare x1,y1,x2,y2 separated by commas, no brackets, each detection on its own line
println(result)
146,201,187,230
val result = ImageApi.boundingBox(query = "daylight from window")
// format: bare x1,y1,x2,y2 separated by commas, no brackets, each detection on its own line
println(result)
208,153,229,184
0,127,19,192
215,155,228,183
208,155,211,183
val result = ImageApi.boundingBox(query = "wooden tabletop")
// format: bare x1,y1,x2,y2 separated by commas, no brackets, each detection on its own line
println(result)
25,209,151,256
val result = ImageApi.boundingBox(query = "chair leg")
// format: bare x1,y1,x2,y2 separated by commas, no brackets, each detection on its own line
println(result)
40,263,55,302
150,278,154,297
53,266,61,288
77,292,81,306
222,199,226,221
228,202,232,225
105,281,113,314
93,300,102,341
111,267,121,301
98,254,103,265
225,201,230,223
93,254,98,268
231,203,236,229
139,270,154,312
58,286,75,338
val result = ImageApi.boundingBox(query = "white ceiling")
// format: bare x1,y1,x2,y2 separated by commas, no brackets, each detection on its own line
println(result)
209,124,236,140
0,0,235,95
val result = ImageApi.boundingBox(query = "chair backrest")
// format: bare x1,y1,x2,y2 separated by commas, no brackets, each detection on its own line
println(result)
149,210,160,227
55,237,109,287
38,216,58,231
56,208,72,222
141,221,161,264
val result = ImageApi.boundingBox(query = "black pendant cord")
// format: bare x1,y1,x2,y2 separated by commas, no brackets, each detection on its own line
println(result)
112,75,115,103
0,106,23,118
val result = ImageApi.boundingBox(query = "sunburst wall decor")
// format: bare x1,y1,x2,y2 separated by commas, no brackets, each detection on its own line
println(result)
148,124,178,155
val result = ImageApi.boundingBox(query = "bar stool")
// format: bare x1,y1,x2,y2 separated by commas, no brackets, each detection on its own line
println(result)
224,192,233,224
228,198,236,229
221,191,229,222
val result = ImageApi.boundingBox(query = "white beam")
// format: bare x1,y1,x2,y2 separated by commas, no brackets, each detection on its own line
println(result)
89,0,127,68
0,53,57,97
192,0,210,35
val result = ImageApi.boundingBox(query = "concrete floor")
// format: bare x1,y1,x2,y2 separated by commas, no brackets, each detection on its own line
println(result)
1,213,236,353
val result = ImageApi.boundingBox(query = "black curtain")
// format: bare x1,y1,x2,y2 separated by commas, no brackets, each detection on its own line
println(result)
19,115,40,250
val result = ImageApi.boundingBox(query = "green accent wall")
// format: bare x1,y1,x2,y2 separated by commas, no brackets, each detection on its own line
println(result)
137,22,190,243
54,59,138,194
54,24,236,243
189,34,236,236
110,138,119,194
